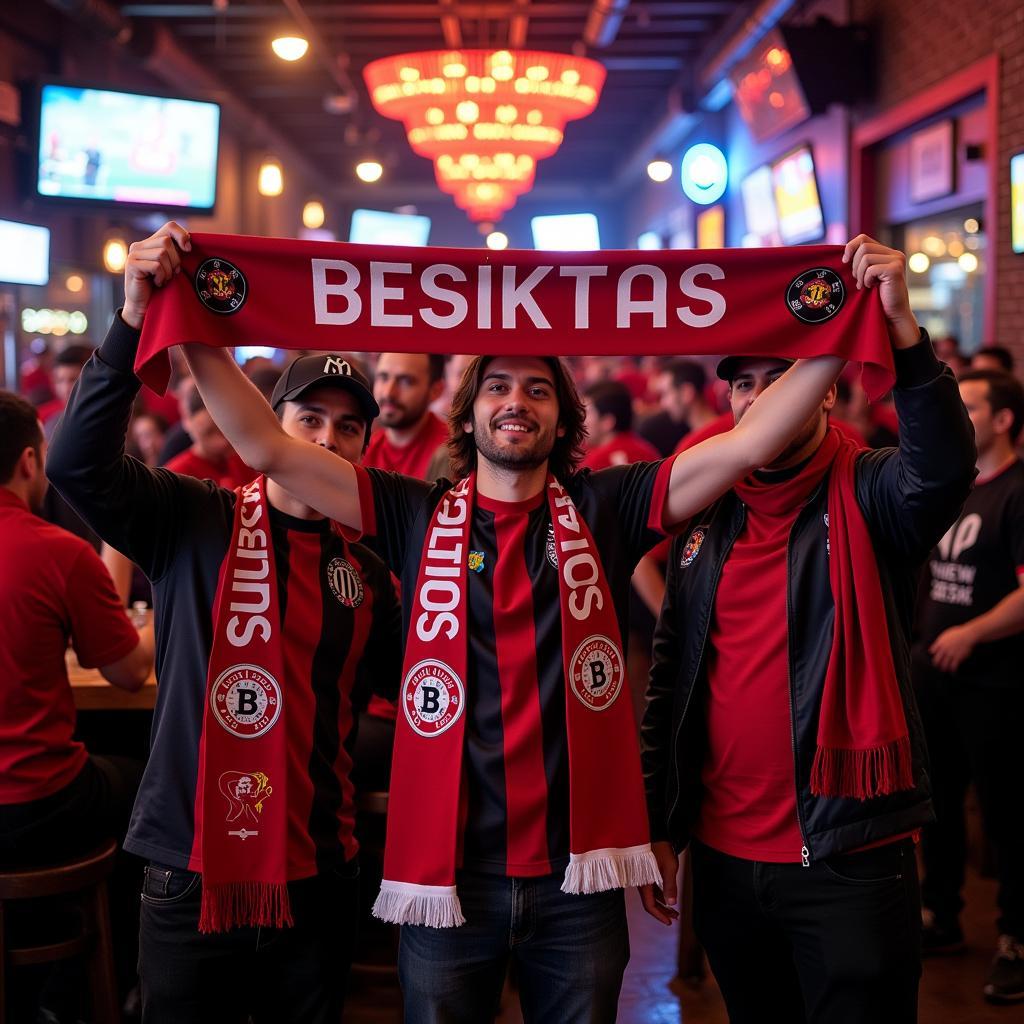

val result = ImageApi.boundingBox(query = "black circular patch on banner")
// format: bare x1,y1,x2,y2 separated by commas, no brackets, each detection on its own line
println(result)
785,268,845,325
195,258,248,315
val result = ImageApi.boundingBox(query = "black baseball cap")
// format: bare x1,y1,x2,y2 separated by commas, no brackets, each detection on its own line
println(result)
270,353,380,425
716,355,795,382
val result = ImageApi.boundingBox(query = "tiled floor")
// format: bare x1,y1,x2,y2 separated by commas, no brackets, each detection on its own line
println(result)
347,866,1016,1022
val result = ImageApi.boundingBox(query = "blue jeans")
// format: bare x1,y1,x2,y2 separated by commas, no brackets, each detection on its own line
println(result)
399,870,629,1023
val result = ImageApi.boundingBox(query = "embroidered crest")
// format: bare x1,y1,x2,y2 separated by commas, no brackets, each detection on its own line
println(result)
785,268,845,325
402,659,465,737
327,557,364,608
210,664,282,739
195,257,248,316
468,551,486,574
679,527,707,568
569,635,624,712
545,523,558,568
218,770,272,839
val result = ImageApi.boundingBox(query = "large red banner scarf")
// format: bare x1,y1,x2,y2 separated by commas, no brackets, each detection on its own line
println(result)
372,474,660,927
132,234,895,398
196,476,292,932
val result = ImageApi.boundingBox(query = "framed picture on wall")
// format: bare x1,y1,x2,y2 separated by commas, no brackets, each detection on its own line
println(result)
1012,151,1024,255
909,120,955,204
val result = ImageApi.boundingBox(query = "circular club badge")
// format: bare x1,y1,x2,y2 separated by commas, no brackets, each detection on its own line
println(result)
402,659,465,738
327,557,364,608
210,664,282,739
679,527,707,568
195,258,248,315
785,268,845,325
569,635,624,711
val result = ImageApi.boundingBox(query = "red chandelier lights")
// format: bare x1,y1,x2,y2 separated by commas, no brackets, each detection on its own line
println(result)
363,49,606,223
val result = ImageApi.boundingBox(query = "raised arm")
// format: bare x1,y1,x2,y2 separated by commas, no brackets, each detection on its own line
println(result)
182,344,364,531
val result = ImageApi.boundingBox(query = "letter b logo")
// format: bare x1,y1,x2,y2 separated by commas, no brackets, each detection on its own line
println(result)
588,660,607,692
236,688,259,716
420,686,441,715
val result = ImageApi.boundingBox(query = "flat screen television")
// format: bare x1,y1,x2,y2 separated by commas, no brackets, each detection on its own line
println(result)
741,165,781,245
36,83,220,211
1012,152,1024,255
771,144,825,245
696,206,725,250
0,219,49,286
531,213,601,250
729,28,811,144
349,209,431,246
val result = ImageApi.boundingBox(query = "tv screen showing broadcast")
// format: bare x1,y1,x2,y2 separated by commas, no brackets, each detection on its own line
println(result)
349,209,431,246
36,83,220,211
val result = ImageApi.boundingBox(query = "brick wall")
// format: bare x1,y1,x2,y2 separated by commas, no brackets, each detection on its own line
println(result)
853,0,1024,353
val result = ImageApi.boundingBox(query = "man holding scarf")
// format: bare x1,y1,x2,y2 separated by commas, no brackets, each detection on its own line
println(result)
639,236,976,1023
172,222,852,1020
47,222,404,1023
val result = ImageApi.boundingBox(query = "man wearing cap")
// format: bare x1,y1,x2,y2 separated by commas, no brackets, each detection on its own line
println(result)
639,237,976,1023
47,225,403,1024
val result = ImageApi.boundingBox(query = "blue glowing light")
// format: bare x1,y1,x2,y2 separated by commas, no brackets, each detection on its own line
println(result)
681,143,728,205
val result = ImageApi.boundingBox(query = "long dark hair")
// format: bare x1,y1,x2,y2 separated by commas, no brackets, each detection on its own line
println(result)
445,355,587,480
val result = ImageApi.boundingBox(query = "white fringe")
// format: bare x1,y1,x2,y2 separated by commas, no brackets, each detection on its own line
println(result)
561,844,662,895
372,880,466,928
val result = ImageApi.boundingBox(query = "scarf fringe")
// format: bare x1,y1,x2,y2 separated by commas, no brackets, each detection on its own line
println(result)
372,881,466,928
561,845,662,895
810,735,914,800
198,881,293,934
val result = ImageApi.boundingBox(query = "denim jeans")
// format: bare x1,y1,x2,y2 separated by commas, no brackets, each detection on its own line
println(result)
399,869,629,1024
138,859,359,1024
691,838,922,1024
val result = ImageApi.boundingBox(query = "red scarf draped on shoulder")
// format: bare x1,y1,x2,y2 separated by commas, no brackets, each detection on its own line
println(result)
733,428,914,800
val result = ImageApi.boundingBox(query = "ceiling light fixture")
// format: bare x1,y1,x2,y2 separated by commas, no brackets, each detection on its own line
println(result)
647,159,673,183
364,49,606,223
272,36,309,62
258,158,284,196
102,238,128,274
355,160,384,183
302,200,326,229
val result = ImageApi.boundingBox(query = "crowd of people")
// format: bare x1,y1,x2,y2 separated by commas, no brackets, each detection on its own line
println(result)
0,221,1021,1024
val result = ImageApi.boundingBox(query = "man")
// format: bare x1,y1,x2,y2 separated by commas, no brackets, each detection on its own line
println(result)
914,368,1024,1005
38,343,93,438
639,358,718,456
640,236,976,1024
164,383,249,487
48,226,403,1024
365,351,449,479
971,345,1015,374
0,390,152,1011
177,218,845,1021
582,380,660,470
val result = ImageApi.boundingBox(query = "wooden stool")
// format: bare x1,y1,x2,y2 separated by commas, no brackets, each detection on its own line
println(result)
0,839,120,1024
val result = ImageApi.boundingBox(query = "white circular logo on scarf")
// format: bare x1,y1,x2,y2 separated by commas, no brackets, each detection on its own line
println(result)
210,664,282,739
569,635,624,712
402,659,465,738
545,523,558,569
327,557,364,608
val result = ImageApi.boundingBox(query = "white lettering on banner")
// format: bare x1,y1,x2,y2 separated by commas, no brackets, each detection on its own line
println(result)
416,478,472,642
548,479,603,621
227,482,272,647
309,258,729,333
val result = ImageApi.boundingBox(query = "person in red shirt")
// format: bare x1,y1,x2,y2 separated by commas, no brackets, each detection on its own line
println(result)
164,383,250,487
37,344,93,439
582,380,661,470
0,390,153,1012
365,352,449,479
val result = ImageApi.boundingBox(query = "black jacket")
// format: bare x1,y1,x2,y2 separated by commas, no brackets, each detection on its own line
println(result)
641,338,976,862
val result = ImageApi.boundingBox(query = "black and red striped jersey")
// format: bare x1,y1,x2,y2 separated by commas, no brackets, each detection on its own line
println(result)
48,316,403,878
360,460,673,876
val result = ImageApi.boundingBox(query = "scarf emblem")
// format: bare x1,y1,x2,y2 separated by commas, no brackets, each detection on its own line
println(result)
569,635,624,711
786,267,845,325
680,526,707,568
219,770,273,839
209,664,282,738
327,556,364,607
195,257,248,315
402,659,465,738
468,551,486,573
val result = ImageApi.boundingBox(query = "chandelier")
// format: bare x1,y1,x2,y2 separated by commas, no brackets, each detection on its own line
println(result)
363,49,606,223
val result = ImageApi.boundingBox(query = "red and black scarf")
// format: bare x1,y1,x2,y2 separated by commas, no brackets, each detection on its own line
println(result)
733,428,914,800
372,474,660,927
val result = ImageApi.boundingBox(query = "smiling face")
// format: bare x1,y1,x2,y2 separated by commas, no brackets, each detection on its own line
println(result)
278,385,368,465
464,356,566,474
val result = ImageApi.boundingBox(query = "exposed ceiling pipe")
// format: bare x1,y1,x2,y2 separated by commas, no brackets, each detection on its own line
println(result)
583,0,631,49
41,0,333,189
279,0,358,106
508,0,531,49
439,0,463,47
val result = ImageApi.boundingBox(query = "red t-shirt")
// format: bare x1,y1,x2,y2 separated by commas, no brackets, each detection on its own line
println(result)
0,489,139,803
364,412,449,479
675,412,867,455
693,496,805,862
583,431,661,470
165,448,251,489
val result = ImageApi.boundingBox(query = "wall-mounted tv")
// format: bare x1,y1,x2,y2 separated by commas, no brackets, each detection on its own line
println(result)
729,29,812,144
349,208,431,246
0,219,49,286
531,213,601,250
1012,152,1024,255
771,144,825,245
741,165,781,245
36,83,220,211
696,206,725,249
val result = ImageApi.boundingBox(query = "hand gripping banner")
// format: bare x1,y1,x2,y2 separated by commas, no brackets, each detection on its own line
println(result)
134,233,896,399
